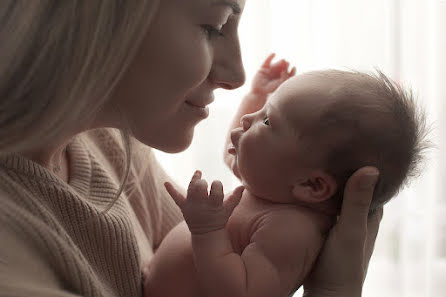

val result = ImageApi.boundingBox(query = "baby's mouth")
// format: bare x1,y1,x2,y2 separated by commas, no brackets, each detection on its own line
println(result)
227,143,236,155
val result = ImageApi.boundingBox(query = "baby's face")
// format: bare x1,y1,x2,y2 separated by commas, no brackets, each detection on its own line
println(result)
229,74,338,202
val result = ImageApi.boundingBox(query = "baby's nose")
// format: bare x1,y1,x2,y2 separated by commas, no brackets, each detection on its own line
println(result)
230,128,242,146
240,116,251,131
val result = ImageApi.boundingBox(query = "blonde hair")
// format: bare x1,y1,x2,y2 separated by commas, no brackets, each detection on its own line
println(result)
0,1,160,208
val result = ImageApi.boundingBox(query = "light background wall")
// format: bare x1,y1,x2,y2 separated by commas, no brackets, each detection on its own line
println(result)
155,1,446,296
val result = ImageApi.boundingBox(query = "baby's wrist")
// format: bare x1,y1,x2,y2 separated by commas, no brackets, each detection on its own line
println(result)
187,223,226,235
191,228,233,257
249,87,270,98
190,226,226,237
244,91,268,108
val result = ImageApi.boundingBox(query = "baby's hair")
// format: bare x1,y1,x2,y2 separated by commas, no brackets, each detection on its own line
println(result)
303,70,430,211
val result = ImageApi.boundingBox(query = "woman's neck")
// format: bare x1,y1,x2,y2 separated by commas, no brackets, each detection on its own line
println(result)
20,142,71,183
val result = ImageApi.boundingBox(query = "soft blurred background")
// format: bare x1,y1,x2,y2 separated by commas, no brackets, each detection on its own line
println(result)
154,0,446,296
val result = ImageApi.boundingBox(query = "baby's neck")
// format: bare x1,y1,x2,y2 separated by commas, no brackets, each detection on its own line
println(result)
242,190,337,227
244,189,338,216
295,199,339,217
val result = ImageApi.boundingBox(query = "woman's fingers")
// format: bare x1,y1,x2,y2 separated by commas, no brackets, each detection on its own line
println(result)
302,167,381,296
363,206,384,278
337,167,380,240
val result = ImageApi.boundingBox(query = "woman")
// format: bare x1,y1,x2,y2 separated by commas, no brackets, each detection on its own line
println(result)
0,1,382,296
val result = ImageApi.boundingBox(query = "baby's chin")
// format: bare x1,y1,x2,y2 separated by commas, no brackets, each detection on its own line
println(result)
230,158,241,179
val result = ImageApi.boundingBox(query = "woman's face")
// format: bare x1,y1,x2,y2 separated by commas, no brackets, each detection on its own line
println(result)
106,0,246,152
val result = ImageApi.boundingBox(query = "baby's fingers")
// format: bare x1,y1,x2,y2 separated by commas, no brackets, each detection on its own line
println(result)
210,180,224,206
262,53,276,68
164,182,186,207
187,170,208,201
271,59,289,75
223,186,244,214
189,170,202,185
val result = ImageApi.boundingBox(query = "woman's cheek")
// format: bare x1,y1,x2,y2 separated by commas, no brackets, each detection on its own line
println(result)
172,32,213,89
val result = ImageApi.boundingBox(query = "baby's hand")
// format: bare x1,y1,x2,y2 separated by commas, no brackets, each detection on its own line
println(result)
164,171,244,235
251,53,296,96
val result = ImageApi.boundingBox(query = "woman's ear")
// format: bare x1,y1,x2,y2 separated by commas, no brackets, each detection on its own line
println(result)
291,171,337,203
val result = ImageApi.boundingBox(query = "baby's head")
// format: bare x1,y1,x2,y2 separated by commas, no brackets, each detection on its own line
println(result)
230,70,428,212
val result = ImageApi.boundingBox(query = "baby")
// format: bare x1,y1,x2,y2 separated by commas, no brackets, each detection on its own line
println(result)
144,54,428,297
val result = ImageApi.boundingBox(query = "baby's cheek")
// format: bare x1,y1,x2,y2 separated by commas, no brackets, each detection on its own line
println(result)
238,149,262,188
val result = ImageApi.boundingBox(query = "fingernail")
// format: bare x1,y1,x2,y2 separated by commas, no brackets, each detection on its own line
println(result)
360,169,379,190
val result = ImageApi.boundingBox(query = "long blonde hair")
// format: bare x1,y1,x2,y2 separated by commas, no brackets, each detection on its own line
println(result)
0,1,160,207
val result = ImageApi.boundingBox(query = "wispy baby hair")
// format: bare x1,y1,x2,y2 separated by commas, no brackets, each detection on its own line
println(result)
307,69,430,211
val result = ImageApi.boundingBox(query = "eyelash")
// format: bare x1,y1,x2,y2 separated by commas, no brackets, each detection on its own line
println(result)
201,25,224,39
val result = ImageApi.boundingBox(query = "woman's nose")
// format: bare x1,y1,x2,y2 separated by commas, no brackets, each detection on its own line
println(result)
209,37,246,90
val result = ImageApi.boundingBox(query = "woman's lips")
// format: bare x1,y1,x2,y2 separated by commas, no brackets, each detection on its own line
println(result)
186,101,206,108
185,101,209,118
185,96,214,108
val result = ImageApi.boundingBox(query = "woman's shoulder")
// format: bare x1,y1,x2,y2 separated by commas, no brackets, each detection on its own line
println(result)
0,186,64,270
0,207,64,294
0,183,142,297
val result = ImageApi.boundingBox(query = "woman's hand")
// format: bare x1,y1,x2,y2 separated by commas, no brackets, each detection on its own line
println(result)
303,167,383,297
165,170,244,235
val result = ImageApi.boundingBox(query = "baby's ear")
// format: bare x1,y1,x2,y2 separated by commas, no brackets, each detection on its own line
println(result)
291,171,337,203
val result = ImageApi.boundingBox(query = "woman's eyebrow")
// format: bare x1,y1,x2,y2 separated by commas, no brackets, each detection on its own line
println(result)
211,0,241,14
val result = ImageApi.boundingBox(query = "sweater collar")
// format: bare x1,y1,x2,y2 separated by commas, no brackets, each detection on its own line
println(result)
0,134,92,198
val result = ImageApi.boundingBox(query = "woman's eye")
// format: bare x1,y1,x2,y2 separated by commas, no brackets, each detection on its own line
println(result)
201,25,224,39
263,117,270,126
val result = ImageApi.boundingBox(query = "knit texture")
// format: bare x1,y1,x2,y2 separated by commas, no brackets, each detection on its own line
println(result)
0,128,183,297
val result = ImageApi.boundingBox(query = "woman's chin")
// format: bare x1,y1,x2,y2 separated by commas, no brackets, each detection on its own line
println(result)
133,124,195,153
155,131,194,153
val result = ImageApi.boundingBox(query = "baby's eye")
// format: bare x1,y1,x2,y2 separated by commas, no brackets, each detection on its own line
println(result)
263,117,270,126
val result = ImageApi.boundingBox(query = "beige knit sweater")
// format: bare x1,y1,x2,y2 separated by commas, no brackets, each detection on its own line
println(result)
0,128,183,297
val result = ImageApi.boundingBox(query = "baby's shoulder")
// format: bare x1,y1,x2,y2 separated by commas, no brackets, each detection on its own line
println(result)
252,207,324,246
246,208,326,282
263,206,321,229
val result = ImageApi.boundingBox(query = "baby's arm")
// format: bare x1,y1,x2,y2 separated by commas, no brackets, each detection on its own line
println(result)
223,53,295,171
165,171,318,297
164,171,245,296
